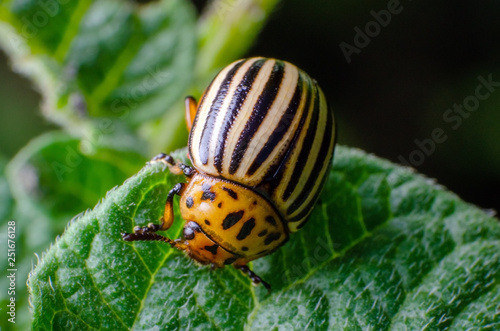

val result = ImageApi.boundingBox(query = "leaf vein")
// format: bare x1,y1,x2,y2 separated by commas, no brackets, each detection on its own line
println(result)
53,0,93,62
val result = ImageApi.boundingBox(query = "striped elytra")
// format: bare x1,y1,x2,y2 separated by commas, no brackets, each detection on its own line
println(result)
122,57,336,290
189,57,336,232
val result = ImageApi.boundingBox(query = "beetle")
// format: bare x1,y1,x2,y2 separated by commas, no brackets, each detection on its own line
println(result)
122,57,336,290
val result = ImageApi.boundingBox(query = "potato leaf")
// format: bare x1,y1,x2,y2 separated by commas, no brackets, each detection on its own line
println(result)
28,146,500,330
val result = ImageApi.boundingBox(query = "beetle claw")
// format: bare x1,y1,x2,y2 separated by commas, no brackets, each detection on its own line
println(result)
235,264,271,293
149,153,176,167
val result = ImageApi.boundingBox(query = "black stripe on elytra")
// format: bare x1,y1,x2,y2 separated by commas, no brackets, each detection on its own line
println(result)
204,244,219,255
287,196,317,224
222,211,244,229
229,61,286,175
222,186,238,200
246,74,303,177
283,78,319,201
287,88,334,215
236,218,256,240
286,131,332,225
264,232,281,245
263,75,312,195
188,69,217,155
198,60,245,165
288,207,315,229
214,60,265,172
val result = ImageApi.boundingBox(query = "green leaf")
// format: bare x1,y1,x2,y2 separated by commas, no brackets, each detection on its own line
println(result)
0,155,13,223
0,0,196,129
7,131,145,237
28,146,500,330
196,0,281,86
0,0,281,155
1,132,146,331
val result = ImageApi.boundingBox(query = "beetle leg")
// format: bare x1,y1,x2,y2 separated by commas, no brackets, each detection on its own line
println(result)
149,153,196,177
121,183,188,251
122,230,174,245
149,153,183,175
121,230,188,251
234,264,271,292
160,183,184,230
185,96,198,132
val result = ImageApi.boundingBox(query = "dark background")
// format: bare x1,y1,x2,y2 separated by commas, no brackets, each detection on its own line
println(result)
2,0,499,211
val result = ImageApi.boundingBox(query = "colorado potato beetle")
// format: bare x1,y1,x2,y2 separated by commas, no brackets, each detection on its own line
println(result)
122,57,336,290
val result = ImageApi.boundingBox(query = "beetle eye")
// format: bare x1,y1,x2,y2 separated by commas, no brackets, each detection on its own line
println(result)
183,226,195,240
183,221,202,240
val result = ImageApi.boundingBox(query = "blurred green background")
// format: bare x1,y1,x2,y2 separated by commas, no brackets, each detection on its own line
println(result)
2,0,499,212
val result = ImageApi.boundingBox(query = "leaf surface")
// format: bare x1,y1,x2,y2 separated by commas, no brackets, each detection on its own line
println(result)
0,0,196,133
0,132,146,330
28,146,500,330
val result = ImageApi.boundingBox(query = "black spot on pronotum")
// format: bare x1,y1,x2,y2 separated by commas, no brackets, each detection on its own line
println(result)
204,244,219,255
242,246,249,251
201,183,216,201
237,218,256,240
186,196,194,208
204,220,211,226
201,191,216,201
218,202,222,208
222,211,244,229
264,232,281,245
224,257,237,265
257,229,268,237
265,216,277,227
222,186,238,199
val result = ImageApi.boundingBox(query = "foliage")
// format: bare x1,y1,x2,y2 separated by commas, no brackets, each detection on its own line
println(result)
0,0,498,329
0,0,277,329
29,146,500,330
